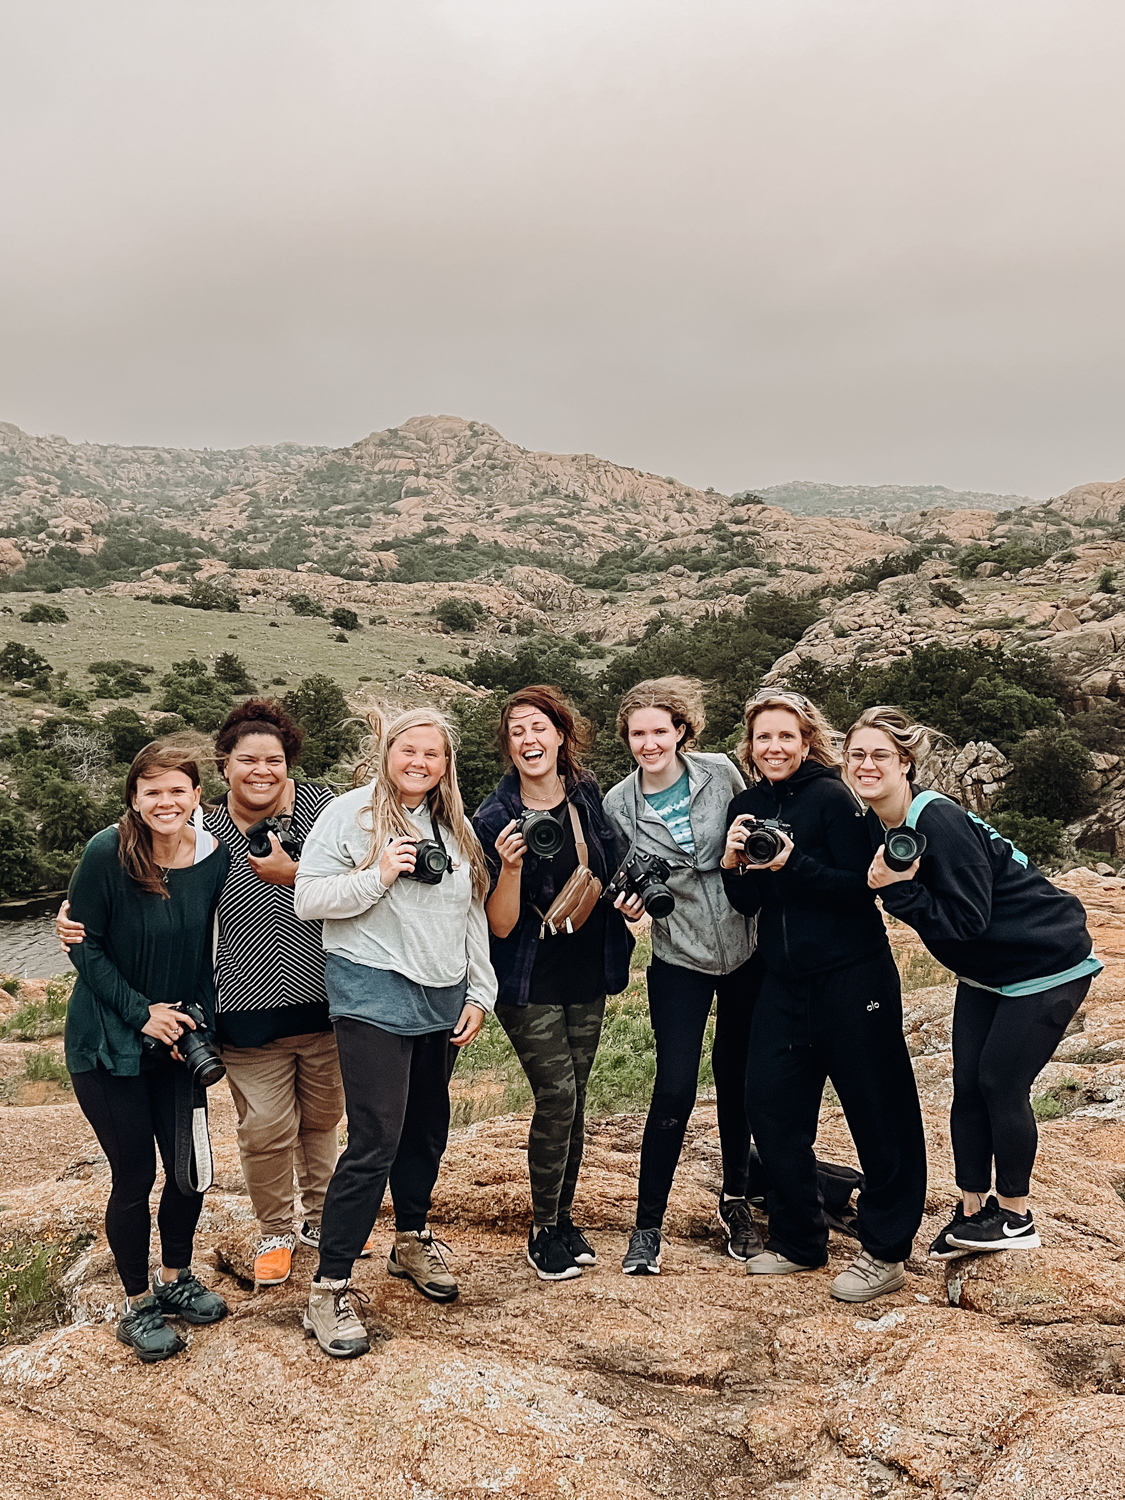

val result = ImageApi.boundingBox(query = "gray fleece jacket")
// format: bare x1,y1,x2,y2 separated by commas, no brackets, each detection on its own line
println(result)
602,751,756,976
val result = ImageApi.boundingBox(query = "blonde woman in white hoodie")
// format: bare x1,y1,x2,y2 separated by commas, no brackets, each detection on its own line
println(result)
293,706,496,1358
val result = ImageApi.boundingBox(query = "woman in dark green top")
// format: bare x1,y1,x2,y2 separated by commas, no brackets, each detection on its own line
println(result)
66,742,231,1364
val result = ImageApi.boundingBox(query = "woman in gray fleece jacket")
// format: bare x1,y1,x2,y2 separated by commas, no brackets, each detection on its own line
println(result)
293,706,496,1358
602,678,762,1276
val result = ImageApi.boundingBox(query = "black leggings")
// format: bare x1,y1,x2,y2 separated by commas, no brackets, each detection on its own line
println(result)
950,974,1091,1199
70,1063,204,1298
636,953,763,1231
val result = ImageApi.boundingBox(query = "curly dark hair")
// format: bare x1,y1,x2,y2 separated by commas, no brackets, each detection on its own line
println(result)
214,698,305,772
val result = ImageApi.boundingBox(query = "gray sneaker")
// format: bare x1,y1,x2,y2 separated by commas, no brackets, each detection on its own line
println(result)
745,1250,815,1276
387,1228,459,1302
303,1278,370,1358
830,1249,906,1303
622,1227,662,1275
116,1294,186,1363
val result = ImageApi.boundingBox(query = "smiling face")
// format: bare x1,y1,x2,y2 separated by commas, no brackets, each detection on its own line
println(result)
132,768,201,838
224,732,289,817
627,707,685,777
750,708,807,783
387,724,449,804
506,704,565,786
844,727,911,810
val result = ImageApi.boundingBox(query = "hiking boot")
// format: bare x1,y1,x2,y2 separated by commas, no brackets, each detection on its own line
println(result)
387,1228,459,1302
621,1227,662,1276
527,1225,582,1281
299,1221,375,1258
830,1249,906,1303
116,1295,187,1364
745,1250,815,1276
946,1196,1041,1252
152,1268,228,1325
928,1204,972,1261
254,1233,296,1286
717,1196,763,1262
303,1278,370,1358
556,1216,596,1266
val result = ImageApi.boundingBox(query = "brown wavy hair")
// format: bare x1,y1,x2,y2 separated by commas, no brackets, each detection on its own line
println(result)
737,690,840,780
351,704,489,898
214,698,304,775
118,743,203,898
842,705,943,785
615,676,706,750
497,685,593,784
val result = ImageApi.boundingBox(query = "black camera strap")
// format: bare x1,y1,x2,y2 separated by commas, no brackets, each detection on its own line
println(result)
172,1067,214,1196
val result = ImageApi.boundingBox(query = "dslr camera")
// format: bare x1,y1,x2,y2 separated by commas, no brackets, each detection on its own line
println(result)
883,827,926,872
246,815,303,862
514,809,565,859
403,838,453,885
604,852,676,919
739,817,793,865
141,1002,226,1089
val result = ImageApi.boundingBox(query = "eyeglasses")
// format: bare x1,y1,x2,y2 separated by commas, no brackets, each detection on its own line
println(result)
845,749,896,766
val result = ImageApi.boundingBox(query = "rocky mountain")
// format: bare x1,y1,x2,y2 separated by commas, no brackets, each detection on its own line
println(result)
752,479,1035,522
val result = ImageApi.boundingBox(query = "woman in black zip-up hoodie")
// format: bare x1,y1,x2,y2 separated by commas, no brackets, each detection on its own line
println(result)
721,690,926,1303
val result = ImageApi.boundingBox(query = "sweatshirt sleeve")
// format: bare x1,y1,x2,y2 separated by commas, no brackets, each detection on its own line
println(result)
878,808,992,941
464,894,498,1013
720,796,765,917
769,786,872,907
67,842,154,1031
293,804,389,920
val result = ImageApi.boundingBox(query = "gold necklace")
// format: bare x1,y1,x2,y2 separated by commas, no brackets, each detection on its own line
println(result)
521,775,565,807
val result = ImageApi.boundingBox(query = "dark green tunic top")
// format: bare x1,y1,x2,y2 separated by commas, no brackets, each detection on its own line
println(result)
64,826,230,1076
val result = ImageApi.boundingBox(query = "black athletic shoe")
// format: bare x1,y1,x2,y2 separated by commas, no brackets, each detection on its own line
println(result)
152,1268,228,1325
716,1196,763,1262
946,1195,1042,1252
556,1217,596,1266
621,1227,662,1275
526,1225,582,1281
928,1203,973,1260
116,1295,187,1363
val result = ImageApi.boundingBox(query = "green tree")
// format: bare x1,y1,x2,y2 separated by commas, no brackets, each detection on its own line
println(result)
1000,729,1094,822
187,577,240,612
288,593,327,618
989,811,1064,868
155,660,234,731
19,603,68,624
101,708,152,765
214,652,256,692
330,607,360,632
36,779,102,852
0,809,40,897
448,692,505,813
436,598,480,632
0,641,52,681
283,674,362,776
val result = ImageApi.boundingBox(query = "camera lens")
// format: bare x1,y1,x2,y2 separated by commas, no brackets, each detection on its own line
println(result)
884,829,926,872
642,883,676,919
521,811,565,859
744,828,784,864
179,1031,226,1089
418,842,450,877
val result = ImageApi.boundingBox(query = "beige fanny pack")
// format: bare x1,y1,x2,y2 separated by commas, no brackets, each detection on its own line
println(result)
532,802,602,938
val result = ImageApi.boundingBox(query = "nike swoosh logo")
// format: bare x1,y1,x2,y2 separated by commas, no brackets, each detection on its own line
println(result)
1002,1222,1032,1237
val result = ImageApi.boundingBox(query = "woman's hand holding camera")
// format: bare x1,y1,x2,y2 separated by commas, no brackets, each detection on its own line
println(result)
494,820,528,873
867,846,920,888
142,1003,197,1059
721,815,794,872
248,833,300,888
613,891,647,921
380,835,418,888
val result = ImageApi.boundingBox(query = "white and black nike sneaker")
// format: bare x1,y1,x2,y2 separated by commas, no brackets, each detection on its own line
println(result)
928,1203,973,1260
946,1195,1041,1252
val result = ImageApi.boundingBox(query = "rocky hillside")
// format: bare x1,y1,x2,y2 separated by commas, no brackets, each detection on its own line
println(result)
3,888,1125,1498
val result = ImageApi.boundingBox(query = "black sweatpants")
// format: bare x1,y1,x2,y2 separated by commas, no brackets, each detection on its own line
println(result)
70,1062,204,1298
950,974,1091,1199
636,952,763,1231
316,1018,457,1281
746,947,927,1267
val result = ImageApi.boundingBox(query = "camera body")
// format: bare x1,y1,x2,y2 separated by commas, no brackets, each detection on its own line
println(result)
246,815,303,862
740,817,793,865
605,852,676,919
883,827,926,872
515,808,565,859
142,1002,226,1089
402,839,452,885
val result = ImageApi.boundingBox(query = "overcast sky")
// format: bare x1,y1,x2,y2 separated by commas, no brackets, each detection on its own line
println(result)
2,0,1123,498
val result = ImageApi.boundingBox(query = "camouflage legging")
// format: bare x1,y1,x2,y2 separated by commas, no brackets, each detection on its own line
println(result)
496,999,606,1227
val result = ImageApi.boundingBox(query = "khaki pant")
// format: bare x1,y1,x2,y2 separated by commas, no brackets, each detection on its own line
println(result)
221,1030,346,1237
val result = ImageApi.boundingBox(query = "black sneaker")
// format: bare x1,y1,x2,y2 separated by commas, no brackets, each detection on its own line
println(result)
622,1227,662,1275
116,1295,187,1363
716,1196,763,1262
928,1203,972,1260
526,1225,582,1281
556,1217,596,1266
946,1195,1042,1252
152,1268,229,1325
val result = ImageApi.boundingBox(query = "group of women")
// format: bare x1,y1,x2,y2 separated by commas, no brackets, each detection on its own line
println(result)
59,672,1100,1362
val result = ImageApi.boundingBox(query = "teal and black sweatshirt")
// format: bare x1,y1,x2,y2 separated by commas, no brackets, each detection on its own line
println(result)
64,826,230,1076
868,790,1101,996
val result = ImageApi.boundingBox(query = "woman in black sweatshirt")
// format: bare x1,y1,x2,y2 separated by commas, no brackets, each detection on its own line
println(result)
721,691,926,1302
844,705,1102,1259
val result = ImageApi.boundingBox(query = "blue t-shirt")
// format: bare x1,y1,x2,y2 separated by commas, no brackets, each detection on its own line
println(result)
644,770,695,855
324,953,467,1035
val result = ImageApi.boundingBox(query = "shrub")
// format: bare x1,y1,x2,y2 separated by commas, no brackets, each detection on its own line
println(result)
288,593,327,618
0,640,51,681
436,598,480,633
989,811,1064,868
213,652,256,692
101,707,152,765
330,607,360,632
187,577,240,612
154,660,234,731
0,811,40,898
957,541,1048,579
19,603,68,624
1096,567,1117,594
36,779,102,852
448,692,504,814
0,1231,94,1343
283,674,362,776
1000,729,1094,822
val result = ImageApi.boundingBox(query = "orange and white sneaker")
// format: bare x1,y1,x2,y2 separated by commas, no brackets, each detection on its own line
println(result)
254,1233,296,1286
299,1221,375,1258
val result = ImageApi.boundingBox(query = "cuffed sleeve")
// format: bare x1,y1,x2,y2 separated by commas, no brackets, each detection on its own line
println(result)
464,896,498,1014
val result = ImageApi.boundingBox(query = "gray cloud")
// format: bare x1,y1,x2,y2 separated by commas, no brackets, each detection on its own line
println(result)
1,0,1122,497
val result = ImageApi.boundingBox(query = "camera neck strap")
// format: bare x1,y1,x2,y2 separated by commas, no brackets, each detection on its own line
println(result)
414,798,448,855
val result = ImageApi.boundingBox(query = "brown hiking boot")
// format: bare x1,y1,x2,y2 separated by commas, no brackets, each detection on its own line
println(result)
387,1228,458,1302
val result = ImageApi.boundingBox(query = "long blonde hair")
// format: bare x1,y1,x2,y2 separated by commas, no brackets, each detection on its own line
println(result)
119,742,203,898
352,705,489,897
737,690,840,780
